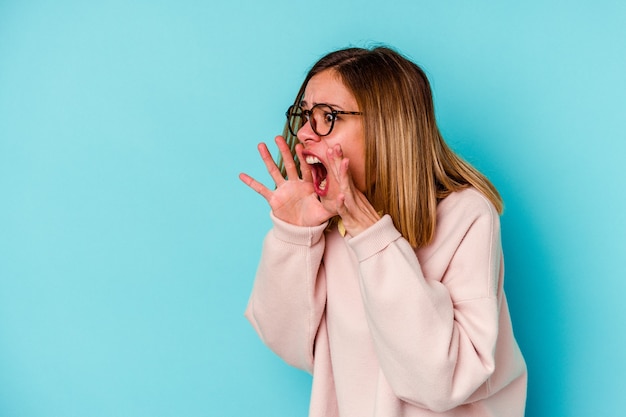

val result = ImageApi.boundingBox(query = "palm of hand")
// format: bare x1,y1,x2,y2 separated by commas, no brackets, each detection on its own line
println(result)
239,136,334,227
268,178,333,227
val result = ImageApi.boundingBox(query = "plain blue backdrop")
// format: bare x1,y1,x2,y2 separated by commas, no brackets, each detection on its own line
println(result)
1,1,625,416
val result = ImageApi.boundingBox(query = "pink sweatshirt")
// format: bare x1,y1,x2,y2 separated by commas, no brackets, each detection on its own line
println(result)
245,188,527,417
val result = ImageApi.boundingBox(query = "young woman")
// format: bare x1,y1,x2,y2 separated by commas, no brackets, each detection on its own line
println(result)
239,46,527,417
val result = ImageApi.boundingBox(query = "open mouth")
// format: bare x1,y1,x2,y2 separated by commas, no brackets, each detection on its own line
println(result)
304,155,329,197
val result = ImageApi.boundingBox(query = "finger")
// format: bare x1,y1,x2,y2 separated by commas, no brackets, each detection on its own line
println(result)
338,157,354,195
329,144,347,176
333,143,343,158
239,172,273,201
275,136,300,180
258,142,286,185
328,143,343,162
339,157,350,182
295,144,313,183
336,193,348,216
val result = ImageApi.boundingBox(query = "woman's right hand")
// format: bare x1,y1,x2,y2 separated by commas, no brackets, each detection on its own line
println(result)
239,136,335,227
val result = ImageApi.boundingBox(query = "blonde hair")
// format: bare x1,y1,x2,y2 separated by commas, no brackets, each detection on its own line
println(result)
282,46,503,248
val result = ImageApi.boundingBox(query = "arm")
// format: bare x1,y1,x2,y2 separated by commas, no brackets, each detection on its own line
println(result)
348,191,503,412
245,213,328,373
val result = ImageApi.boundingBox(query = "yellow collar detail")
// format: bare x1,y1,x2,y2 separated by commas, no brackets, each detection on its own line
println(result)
335,211,383,237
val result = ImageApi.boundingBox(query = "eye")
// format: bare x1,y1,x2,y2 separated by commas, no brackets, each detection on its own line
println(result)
323,111,336,124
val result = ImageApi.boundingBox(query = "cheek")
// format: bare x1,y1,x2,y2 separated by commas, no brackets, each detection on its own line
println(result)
354,165,368,192
348,150,367,192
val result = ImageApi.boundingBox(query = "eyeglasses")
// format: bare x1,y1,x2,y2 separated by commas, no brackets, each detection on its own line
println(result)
286,104,363,137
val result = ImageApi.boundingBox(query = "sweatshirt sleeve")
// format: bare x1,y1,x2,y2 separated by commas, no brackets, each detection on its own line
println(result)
347,190,503,412
244,212,328,373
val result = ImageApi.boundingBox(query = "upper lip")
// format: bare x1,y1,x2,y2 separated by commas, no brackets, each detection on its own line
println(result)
301,150,325,167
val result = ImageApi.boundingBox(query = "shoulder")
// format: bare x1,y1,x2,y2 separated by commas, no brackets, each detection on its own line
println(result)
434,187,501,243
438,187,499,222
417,188,502,287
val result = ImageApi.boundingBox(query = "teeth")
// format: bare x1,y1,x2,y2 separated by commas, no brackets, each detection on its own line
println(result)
305,155,322,164
319,178,327,191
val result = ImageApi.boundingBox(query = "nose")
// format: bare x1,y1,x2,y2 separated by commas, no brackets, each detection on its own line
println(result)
297,119,321,144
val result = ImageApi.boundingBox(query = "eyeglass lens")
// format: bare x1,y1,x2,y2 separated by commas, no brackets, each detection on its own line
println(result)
287,104,336,137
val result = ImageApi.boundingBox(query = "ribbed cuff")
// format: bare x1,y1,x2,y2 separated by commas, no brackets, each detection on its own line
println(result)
269,211,329,247
347,215,402,261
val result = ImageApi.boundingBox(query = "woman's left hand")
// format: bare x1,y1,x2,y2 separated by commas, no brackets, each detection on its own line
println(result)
326,144,381,236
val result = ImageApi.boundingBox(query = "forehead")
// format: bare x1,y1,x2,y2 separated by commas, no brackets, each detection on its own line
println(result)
302,70,357,109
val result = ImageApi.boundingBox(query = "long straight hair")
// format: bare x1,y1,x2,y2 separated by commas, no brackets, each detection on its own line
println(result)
282,46,503,248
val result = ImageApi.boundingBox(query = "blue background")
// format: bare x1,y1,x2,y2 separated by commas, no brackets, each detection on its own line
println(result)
1,1,625,416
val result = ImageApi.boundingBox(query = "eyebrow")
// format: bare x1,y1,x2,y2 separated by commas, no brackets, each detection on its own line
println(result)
300,100,344,110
